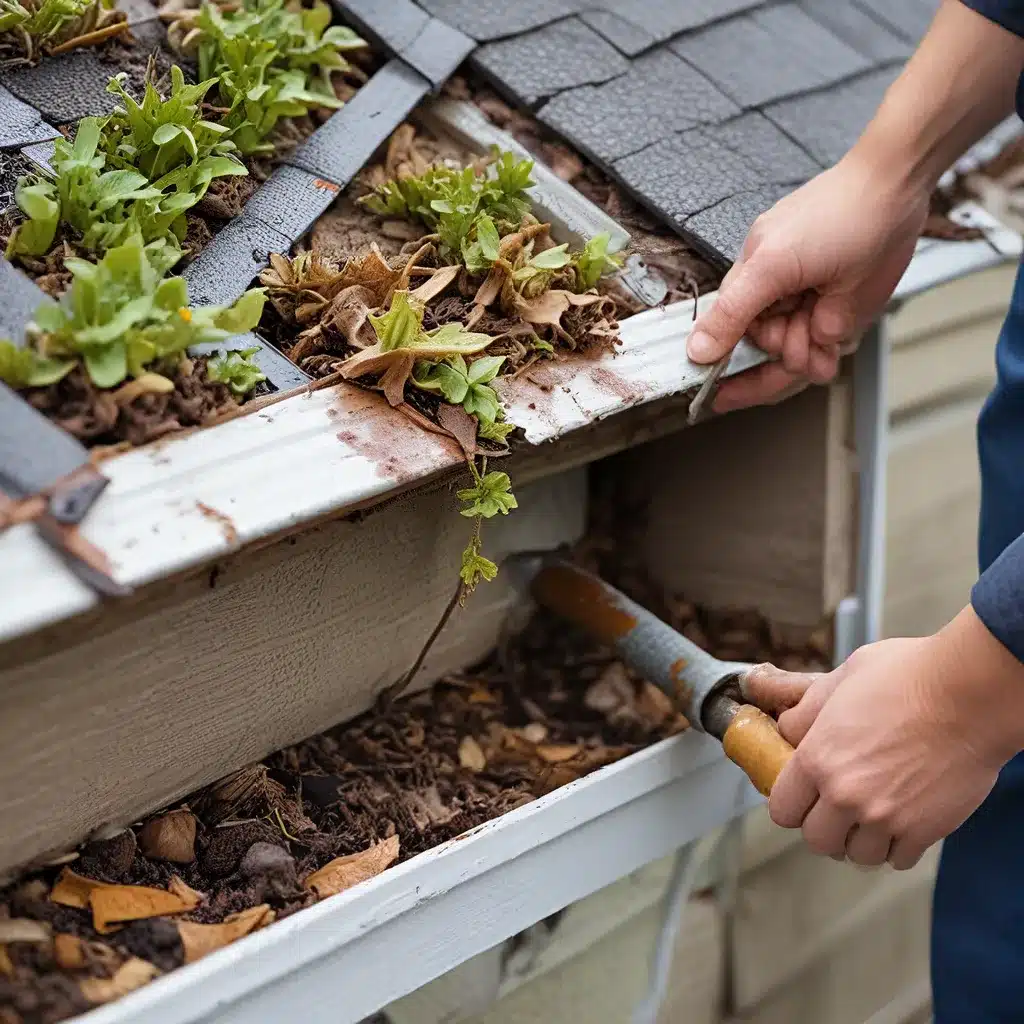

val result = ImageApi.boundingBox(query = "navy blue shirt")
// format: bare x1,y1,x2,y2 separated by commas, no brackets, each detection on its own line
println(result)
959,1,1024,662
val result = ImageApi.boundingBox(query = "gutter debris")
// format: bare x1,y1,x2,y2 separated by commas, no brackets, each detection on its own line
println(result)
0,511,830,1024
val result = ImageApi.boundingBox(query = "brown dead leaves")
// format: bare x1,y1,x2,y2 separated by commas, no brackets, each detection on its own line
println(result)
303,835,400,899
458,735,487,772
80,959,160,1005
177,906,275,964
50,869,198,934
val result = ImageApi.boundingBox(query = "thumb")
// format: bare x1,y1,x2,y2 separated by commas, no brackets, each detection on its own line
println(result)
687,246,802,364
740,663,827,716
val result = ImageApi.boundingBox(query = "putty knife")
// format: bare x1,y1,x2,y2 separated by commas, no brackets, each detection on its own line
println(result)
510,557,795,797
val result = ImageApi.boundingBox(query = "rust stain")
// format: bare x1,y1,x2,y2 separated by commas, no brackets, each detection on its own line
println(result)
196,502,239,546
333,388,460,483
669,657,695,715
589,366,649,405
531,564,636,644
313,178,340,193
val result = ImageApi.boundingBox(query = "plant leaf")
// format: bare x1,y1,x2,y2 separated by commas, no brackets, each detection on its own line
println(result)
303,835,399,899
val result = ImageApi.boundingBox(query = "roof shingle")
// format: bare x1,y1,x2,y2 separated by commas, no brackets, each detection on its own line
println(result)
538,48,739,163
671,3,871,108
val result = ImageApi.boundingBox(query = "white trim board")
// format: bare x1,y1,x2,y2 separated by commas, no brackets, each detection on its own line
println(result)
74,732,761,1024
1,203,1017,647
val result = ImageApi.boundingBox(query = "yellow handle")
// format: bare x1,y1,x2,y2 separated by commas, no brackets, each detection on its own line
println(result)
721,705,795,797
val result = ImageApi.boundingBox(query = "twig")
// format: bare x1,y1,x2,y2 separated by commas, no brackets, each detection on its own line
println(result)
48,20,129,54
377,579,465,707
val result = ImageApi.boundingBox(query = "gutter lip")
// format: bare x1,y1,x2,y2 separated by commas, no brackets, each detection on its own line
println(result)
0,202,1016,649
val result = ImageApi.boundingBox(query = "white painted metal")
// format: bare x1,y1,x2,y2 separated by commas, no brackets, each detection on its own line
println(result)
74,733,762,1024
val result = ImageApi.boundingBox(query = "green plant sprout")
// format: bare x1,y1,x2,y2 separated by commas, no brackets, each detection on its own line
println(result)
166,0,367,155
412,354,505,425
0,234,266,393
7,69,249,264
361,148,536,265
0,0,127,63
206,346,267,395
102,66,247,193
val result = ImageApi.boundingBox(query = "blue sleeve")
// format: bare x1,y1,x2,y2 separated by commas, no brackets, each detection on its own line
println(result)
961,0,1024,35
972,532,1024,663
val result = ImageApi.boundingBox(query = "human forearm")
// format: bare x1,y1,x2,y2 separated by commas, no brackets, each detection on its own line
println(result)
851,0,1024,194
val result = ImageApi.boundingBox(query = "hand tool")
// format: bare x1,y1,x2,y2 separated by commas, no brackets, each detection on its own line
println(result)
509,556,795,797
687,352,730,425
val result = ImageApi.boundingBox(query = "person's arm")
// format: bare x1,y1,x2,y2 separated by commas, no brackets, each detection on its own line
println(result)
686,0,1024,413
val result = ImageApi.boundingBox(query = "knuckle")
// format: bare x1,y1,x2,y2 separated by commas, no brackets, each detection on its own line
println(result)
818,774,860,811
860,799,897,828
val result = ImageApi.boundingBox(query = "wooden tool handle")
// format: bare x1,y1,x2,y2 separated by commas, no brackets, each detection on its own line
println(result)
721,705,795,798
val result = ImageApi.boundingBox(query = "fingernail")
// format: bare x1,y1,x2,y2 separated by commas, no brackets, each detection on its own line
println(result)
687,331,716,363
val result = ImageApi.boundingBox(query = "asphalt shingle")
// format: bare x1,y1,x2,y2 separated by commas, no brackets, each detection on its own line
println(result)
798,0,912,62
853,0,939,42
671,3,870,108
763,65,902,167
685,185,790,261
586,0,763,44
415,0,580,41
287,59,429,185
577,10,656,57
0,86,58,150
473,17,629,106
539,48,739,164
715,111,821,184
613,129,766,226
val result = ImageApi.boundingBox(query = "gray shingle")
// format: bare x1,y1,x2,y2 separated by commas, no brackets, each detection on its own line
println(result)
184,214,291,308
400,17,476,88
853,0,939,42
0,86,57,150
686,185,790,261
415,0,581,41
671,3,870,108
328,0,473,88
243,164,342,245
538,48,739,163
287,59,429,185
578,10,656,57
473,17,629,106
613,129,766,226
329,0,430,52
799,0,912,62
763,65,901,166
715,111,821,184
587,0,763,44
0,51,118,124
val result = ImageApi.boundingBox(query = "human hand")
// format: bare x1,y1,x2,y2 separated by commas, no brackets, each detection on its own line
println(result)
741,607,1024,869
687,152,929,414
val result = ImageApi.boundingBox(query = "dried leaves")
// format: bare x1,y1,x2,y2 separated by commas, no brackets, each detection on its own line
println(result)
80,958,160,1005
177,906,275,964
458,735,486,772
50,869,195,933
303,835,400,899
